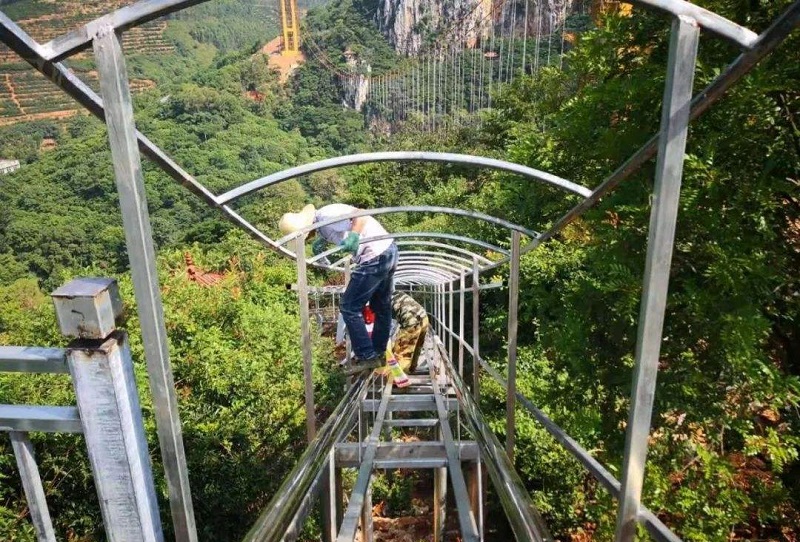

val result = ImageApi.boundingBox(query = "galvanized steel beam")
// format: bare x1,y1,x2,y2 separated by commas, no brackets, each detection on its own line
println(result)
216,152,592,205
0,347,68,374
92,25,195,541
615,16,700,542
428,352,479,541
436,342,552,541
337,380,392,542
10,432,56,542
0,405,82,433
276,206,538,246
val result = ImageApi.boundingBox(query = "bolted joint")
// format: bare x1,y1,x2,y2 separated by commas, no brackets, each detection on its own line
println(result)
51,277,123,340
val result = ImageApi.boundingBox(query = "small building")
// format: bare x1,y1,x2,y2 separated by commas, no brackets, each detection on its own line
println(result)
0,159,20,175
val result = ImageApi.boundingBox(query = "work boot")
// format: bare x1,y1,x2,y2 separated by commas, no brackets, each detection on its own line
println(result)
344,355,383,376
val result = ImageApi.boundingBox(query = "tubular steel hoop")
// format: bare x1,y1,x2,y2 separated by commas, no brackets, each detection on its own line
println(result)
216,152,592,204
394,269,458,285
396,259,468,275
332,250,478,271
393,241,492,263
276,206,537,248
397,251,475,268
308,234,502,265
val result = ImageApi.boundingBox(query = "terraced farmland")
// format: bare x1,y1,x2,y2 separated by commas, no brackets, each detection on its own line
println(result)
0,67,157,126
0,0,173,125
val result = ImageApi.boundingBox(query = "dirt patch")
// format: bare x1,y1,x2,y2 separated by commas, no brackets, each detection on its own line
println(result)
259,37,305,83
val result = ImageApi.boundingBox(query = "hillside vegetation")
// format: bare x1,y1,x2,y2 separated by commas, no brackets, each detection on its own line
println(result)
0,0,798,540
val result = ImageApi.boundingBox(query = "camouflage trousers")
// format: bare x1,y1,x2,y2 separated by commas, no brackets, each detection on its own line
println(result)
393,316,428,373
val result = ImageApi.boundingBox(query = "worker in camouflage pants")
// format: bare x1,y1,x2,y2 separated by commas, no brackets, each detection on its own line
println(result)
390,291,428,374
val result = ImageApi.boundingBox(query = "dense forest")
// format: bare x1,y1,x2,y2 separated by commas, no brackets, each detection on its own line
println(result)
1,0,799,540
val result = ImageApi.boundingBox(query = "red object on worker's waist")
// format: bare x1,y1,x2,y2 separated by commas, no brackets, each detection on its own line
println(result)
362,306,375,324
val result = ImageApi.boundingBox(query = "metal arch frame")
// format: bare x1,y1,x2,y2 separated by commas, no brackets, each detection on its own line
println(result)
216,152,592,203
333,250,477,272
395,242,492,264
395,275,453,286
310,238,496,266
308,232,504,266
396,259,468,276
397,251,474,269
328,247,487,270
41,0,210,62
632,0,757,48
394,277,454,287
276,206,538,248
394,268,458,284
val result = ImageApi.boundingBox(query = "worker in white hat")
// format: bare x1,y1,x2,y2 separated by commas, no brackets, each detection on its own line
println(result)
280,203,398,374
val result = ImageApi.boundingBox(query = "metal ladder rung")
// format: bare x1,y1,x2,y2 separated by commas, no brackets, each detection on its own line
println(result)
383,418,439,427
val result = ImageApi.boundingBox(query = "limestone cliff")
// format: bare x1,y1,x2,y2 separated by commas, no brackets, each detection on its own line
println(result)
341,50,371,111
378,0,492,55
377,0,575,55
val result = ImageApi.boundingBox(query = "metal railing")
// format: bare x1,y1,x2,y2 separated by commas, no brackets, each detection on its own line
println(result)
1,278,162,542
243,375,374,542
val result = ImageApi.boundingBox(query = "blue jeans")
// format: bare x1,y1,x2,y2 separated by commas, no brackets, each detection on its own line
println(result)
341,244,398,361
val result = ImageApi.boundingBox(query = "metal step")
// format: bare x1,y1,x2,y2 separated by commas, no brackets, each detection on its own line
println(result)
383,418,439,428
362,394,459,413
335,441,479,468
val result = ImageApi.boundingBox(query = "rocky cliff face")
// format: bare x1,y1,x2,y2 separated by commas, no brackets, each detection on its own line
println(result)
341,51,370,111
378,0,493,55
378,0,575,56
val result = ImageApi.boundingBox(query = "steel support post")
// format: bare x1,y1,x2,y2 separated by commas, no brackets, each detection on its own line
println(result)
614,16,700,542
433,427,448,542
439,284,445,342
506,231,521,462
469,255,485,539
360,485,374,542
10,432,56,542
55,283,163,542
92,26,195,541
468,459,485,541
295,237,316,442
471,257,480,401
68,335,164,542
448,280,454,361
321,451,337,542
303,238,331,542
458,272,466,376
335,466,344,526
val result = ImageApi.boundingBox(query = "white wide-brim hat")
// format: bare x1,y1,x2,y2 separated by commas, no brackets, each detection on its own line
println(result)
279,204,316,236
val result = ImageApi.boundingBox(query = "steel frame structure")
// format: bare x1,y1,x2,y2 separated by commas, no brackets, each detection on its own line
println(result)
1,0,798,541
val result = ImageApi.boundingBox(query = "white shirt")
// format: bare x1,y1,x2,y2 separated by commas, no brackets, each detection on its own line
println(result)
315,204,393,263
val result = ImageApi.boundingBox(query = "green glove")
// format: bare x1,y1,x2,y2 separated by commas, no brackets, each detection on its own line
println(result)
311,236,328,256
339,231,360,256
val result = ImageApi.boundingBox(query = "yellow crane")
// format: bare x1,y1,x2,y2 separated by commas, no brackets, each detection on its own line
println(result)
279,0,300,55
